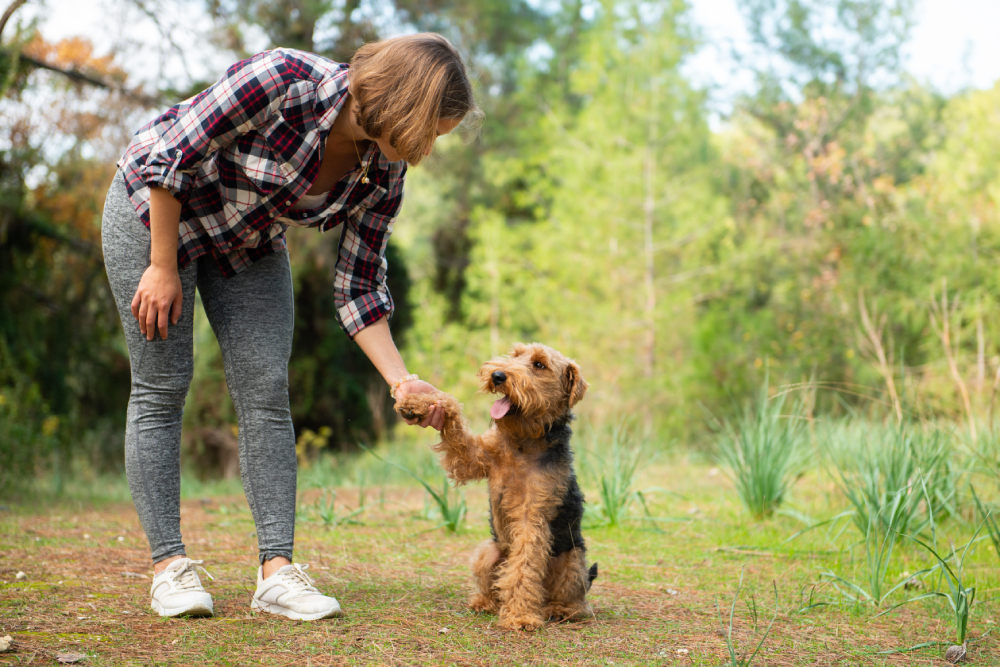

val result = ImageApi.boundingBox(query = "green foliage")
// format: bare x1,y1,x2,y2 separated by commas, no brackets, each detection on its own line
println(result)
0,370,51,494
820,488,931,607
900,527,982,645
739,0,915,92
971,486,1000,564
718,567,779,667
0,151,130,493
710,379,810,519
583,423,666,529
419,477,467,534
359,443,466,533
12,0,1000,495
311,489,367,530
826,420,956,539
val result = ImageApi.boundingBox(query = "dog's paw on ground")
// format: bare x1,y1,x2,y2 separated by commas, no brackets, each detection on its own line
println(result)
468,594,499,614
545,602,594,622
497,613,546,632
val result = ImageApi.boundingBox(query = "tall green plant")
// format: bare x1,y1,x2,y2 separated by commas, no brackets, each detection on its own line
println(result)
718,567,779,667
360,444,466,533
820,489,932,607
312,490,367,530
827,421,956,539
897,525,985,648
971,486,1000,564
711,381,809,520
584,423,664,529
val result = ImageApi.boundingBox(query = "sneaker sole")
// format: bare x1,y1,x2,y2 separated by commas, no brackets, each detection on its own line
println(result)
251,598,342,621
151,600,214,618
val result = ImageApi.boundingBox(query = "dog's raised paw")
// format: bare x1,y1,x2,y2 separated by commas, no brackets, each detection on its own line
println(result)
393,394,434,422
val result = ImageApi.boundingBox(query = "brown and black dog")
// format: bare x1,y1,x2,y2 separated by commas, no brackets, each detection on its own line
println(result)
395,343,597,631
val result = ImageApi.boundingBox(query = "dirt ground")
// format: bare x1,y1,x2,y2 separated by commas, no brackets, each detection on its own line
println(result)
1,481,998,665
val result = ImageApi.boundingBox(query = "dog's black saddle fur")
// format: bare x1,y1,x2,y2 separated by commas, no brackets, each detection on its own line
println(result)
488,416,597,584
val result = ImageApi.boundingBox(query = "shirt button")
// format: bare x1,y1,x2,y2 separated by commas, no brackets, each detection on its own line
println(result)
227,242,234,248
285,200,291,205
175,150,182,158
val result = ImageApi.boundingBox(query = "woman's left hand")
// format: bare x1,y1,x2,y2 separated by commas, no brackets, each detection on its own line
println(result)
394,379,445,431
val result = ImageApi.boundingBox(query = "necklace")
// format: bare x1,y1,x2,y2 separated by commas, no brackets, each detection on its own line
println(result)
352,134,371,185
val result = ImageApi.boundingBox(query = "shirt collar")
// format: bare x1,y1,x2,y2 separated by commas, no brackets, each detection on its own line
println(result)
314,63,352,130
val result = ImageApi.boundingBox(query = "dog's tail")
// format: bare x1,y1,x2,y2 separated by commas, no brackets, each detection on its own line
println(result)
586,562,598,590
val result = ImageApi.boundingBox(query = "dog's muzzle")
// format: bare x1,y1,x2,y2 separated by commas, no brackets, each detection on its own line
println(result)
491,370,507,386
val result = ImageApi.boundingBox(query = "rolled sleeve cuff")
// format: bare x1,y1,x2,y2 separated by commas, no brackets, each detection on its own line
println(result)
140,161,192,200
336,291,393,339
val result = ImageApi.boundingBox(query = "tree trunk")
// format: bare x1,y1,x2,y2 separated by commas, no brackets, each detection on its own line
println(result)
643,74,658,381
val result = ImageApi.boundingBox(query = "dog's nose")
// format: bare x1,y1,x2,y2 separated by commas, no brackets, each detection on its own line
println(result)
491,371,507,385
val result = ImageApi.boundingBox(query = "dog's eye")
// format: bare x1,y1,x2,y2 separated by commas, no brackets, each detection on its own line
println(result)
533,361,546,370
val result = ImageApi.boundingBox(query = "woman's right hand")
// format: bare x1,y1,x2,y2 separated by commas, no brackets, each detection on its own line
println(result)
130,263,183,341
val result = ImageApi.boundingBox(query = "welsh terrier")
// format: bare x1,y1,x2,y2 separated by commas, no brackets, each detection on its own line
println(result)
395,343,598,631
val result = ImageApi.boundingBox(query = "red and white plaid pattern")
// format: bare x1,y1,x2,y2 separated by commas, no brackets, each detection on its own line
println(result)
117,48,407,337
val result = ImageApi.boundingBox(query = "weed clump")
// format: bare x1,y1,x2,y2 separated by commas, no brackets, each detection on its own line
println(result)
710,379,810,520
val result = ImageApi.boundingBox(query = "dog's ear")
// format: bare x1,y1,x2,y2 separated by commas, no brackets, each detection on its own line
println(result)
563,361,588,407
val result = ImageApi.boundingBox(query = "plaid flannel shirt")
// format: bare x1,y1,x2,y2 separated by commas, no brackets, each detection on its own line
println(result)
116,48,407,338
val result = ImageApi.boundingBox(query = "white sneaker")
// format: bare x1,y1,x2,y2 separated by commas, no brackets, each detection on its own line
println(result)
251,563,342,621
150,558,214,618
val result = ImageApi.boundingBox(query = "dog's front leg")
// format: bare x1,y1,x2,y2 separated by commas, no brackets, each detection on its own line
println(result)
495,519,551,631
394,391,490,482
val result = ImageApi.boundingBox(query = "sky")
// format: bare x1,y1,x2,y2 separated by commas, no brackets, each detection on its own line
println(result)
27,0,1000,104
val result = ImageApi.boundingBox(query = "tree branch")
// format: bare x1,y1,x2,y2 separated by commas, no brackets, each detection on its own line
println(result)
11,50,162,107
0,0,28,40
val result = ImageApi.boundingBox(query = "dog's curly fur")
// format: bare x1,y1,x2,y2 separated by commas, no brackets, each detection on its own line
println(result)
395,343,597,631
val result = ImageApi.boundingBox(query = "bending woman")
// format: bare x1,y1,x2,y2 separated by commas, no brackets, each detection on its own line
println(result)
102,34,477,620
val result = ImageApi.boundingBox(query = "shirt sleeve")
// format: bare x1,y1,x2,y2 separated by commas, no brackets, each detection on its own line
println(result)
140,50,299,199
334,167,407,338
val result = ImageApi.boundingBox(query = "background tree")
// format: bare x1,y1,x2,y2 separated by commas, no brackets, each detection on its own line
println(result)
1,30,145,491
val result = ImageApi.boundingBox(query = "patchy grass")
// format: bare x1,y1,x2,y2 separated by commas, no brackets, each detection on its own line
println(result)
2,445,1000,666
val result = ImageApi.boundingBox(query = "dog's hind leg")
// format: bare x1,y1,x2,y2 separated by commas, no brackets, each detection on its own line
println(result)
469,539,502,614
543,548,594,622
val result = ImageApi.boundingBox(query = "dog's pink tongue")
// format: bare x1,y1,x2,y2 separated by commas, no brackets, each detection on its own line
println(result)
490,396,512,420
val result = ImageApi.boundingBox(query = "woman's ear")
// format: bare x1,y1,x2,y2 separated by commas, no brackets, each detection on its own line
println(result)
563,361,588,407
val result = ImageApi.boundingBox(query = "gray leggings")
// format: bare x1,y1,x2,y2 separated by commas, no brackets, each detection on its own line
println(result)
102,170,297,565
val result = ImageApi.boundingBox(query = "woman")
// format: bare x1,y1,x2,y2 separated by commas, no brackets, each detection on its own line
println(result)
102,33,478,620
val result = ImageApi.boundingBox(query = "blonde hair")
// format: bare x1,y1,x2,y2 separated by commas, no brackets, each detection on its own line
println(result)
349,33,481,165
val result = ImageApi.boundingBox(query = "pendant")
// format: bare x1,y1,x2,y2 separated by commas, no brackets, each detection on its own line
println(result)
362,177,370,184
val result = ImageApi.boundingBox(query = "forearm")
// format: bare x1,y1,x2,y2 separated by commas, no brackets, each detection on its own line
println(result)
352,317,410,386
148,186,182,270
131,187,184,340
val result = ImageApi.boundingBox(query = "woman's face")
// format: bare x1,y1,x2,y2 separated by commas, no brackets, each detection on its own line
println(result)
374,117,463,163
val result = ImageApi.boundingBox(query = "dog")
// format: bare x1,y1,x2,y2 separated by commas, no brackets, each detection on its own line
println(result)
394,343,597,631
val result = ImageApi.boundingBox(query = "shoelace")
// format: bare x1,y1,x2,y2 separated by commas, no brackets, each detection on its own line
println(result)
166,559,214,592
277,564,320,596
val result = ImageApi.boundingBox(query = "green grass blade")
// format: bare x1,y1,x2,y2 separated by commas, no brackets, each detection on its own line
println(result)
873,592,946,618
743,581,780,666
